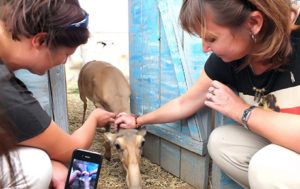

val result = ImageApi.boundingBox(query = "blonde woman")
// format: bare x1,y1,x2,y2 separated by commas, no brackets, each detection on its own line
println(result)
116,1,300,188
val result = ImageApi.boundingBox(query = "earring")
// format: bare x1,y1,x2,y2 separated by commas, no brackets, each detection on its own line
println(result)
251,34,257,43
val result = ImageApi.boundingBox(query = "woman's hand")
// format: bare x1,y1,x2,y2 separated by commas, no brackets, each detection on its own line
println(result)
115,112,137,129
49,160,68,189
89,108,116,128
204,80,248,121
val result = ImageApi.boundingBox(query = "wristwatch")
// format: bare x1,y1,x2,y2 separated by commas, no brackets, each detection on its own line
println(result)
241,106,256,130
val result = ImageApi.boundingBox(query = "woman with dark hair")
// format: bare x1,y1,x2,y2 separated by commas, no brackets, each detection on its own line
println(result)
0,0,115,188
116,0,300,188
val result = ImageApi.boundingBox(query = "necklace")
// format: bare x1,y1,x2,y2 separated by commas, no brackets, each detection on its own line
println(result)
247,66,278,103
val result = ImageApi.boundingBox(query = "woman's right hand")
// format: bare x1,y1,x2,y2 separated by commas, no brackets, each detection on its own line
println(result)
89,108,116,128
115,112,137,129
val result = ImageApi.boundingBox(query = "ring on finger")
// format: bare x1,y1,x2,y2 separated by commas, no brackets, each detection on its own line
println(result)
207,96,212,101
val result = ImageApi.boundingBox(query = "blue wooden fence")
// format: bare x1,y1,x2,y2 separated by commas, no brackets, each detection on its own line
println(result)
129,0,212,188
129,0,243,188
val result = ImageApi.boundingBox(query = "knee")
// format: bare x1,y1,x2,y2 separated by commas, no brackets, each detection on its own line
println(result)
207,126,228,158
248,144,291,189
18,147,52,188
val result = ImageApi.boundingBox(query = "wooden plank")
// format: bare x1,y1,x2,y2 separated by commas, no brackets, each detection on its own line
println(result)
140,0,161,115
48,65,69,132
160,139,181,177
158,0,212,143
157,0,189,95
181,149,209,189
147,125,206,155
159,11,182,132
129,0,143,114
143,133,161,165
183,33,210,83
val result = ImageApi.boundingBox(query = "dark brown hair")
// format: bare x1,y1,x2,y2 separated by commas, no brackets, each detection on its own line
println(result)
179,0,294,69
0,0,89,48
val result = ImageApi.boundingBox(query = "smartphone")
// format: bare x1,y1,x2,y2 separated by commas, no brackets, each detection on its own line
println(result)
65,149,103,189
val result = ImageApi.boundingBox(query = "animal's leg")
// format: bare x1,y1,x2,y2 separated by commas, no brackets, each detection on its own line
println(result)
82,101,88,124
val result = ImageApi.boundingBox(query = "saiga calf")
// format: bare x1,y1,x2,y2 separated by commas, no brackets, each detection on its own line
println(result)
78,60,146,189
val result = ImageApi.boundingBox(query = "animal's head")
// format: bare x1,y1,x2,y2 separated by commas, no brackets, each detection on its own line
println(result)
104,128,147,189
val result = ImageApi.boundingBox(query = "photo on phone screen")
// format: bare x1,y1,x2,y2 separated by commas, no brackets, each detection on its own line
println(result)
65,149,103,189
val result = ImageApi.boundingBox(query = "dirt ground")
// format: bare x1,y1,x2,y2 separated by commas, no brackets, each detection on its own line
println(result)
66,80,196,189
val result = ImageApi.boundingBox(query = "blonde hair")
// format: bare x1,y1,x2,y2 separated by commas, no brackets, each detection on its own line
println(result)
180,0,295,69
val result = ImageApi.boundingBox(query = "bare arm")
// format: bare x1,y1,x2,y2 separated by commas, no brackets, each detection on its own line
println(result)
248,109,300,153
20,108,115,163
205,80,300,153
116,70,213,128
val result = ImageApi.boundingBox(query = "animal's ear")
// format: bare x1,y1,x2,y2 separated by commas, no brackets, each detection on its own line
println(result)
137,128,147,137
104,132,117,143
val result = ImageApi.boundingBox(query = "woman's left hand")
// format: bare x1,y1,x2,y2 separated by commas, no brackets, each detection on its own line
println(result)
115,112,137,129
204,80,248,121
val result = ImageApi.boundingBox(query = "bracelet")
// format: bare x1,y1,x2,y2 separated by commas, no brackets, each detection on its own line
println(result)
131,114,139,128
241,106,256,130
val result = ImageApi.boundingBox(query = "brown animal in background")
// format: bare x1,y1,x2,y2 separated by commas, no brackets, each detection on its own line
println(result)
105,129,146,189
78,60,131,160
78,60,131,125
78,60,146,189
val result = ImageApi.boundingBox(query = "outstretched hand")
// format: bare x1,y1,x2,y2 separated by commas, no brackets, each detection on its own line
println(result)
115,112,137,129
90,108,116,127
204,80,248,121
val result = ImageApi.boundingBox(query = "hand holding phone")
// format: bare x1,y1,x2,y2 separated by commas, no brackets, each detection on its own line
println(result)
65,149,103,189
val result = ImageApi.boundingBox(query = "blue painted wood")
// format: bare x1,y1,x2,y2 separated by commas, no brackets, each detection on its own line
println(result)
181,148,210,189
49,65,69,132
129,0,143,115
129,0,212,188
140,0,161,115
159,4,182,133
160,139,181,177
143,133,161,165
147,125,206,155
157,0,212,146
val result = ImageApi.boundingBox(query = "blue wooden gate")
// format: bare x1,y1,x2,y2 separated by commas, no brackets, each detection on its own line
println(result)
129,0,243,188
129,0,211,188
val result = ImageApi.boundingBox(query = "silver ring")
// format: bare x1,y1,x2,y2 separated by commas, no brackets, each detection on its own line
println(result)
208,96,212,101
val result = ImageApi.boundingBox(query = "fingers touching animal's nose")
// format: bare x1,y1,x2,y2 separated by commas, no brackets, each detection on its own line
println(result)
117,112,128,118
109,117,115,123
115,115,126,124
118,123,130,129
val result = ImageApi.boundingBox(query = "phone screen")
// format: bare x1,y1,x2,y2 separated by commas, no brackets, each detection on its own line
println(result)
65,149,102,189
